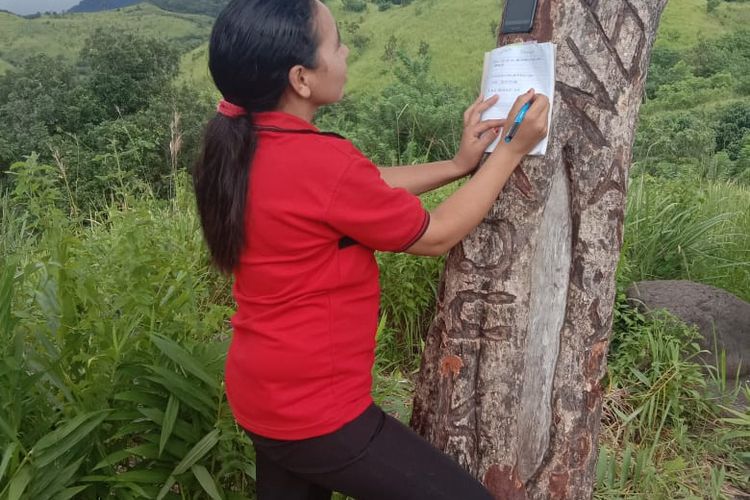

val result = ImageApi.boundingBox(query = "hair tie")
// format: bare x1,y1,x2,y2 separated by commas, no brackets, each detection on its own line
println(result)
217,99,248,118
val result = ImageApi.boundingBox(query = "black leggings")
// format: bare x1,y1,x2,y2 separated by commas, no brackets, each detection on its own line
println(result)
246,403,493,500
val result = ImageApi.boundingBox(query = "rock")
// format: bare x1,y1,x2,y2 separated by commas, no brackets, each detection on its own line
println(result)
626,280,750,381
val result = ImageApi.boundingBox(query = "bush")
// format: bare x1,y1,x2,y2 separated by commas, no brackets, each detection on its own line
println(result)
712,102,750,160
342,0,367,12
633,110,716,176
80,29,180,119
342,20,371,51
690,30,750,81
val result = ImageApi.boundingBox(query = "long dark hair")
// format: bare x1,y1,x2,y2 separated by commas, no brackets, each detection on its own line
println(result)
193,0,319,273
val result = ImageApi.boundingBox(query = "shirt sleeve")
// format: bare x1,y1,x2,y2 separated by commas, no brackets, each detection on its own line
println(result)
326,156,430,252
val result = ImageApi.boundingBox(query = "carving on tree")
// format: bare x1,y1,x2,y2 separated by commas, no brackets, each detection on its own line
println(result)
410,0,668,498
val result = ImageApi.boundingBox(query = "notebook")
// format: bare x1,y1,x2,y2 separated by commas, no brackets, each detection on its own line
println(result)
480,41,556,155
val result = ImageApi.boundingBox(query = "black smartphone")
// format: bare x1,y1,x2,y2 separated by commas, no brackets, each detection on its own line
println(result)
501,0,538,34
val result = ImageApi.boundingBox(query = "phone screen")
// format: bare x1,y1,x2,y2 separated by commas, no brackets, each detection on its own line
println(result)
501,0,538,34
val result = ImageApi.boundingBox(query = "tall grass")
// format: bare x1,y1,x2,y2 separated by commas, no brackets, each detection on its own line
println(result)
0,161,255,499
595,294,750,499
621,175,750,301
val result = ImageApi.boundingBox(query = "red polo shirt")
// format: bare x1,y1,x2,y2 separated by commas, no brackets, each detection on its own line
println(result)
225,111,430,440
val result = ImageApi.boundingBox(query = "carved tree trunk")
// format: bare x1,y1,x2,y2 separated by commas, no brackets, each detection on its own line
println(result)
410,1,668,498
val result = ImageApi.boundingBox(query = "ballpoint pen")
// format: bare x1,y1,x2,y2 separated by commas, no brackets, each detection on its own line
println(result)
504,101,532,143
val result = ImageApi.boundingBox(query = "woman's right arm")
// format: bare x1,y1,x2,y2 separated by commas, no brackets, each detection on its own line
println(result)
406,90,550,257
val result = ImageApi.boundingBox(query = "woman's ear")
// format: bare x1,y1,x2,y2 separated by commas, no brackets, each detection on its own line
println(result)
288,65,312,99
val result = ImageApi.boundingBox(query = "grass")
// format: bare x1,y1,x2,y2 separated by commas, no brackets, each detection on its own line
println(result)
595,298,750,498
178,0,501,95
656,0,750,49
621,176,750,302
0,166,255,499
330,0,501,95
372,174,750,497
0,58,12,73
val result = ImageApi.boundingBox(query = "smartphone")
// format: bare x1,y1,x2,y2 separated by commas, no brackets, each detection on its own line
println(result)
501,0,538,34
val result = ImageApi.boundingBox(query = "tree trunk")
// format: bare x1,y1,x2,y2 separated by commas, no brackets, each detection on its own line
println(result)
410,1,668,498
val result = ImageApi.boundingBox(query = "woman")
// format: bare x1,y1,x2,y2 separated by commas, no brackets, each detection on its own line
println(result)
193,0,549,498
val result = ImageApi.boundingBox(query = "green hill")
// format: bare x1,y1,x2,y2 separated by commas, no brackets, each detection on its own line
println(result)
657,0,750,48
69,0,228,16
180,0,750,96
3,0,749,96
179,0,503,95
0,3,212,74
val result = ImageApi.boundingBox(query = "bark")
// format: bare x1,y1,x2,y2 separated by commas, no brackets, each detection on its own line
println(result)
410,1,668,498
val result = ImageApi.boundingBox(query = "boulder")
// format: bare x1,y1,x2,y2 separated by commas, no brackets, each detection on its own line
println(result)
626,280,750,381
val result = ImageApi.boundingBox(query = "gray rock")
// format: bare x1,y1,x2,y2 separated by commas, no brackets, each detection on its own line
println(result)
626,280,750,380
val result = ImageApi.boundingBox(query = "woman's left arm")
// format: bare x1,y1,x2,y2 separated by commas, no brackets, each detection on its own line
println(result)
378,95,505,195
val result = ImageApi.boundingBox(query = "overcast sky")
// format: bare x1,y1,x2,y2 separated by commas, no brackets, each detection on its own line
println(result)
0,0,81,15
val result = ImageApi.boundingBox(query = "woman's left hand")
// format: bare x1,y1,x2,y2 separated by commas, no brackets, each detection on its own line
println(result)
453,94,506,175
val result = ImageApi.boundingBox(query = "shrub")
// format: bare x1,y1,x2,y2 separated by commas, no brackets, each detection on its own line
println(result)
342,0,367,12
713,102,750,160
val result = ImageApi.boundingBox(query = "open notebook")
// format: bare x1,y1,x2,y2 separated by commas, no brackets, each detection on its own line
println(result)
480,42,556,156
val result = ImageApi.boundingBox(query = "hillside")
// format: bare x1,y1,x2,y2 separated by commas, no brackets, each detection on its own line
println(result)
0,3,212,74
180,0,503,95
657,0,750,48
3,0,749,94
180,0,750,96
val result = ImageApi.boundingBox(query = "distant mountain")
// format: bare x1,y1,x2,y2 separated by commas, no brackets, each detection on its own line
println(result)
68,0,137,13
68,0,228,16
0,0,80,15
149,0,228,16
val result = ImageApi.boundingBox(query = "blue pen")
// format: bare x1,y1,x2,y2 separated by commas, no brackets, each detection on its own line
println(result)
504,101,532,143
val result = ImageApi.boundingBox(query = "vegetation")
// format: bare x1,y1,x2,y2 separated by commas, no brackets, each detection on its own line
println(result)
0,29,214,209
68,0,141,12
1,0,749,498
0,4,213,75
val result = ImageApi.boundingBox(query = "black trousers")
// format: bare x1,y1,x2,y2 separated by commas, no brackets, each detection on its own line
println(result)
246,403,493,500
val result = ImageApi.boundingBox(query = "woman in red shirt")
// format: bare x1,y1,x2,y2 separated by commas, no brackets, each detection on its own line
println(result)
193,0,549,498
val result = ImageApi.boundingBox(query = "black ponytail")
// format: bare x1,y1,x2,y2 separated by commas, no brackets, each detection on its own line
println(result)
193,0,319,273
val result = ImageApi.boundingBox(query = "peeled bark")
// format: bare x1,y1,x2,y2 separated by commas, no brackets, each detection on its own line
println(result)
410,1,668,498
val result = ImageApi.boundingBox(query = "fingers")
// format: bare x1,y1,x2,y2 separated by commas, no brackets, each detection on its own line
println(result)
526,94,550,136
464,94,483,123
474,95,499,117
465,94,498,125
479,126,502,146
473,119,506,137
506,89,536,122
527,93,550,118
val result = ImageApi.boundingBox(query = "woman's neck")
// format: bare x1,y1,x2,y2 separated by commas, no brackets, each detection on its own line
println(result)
275,92,318,124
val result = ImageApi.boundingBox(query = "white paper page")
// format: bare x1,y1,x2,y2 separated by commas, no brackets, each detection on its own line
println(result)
480,42,556,155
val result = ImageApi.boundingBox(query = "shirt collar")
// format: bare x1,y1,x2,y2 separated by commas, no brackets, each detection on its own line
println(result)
253,111,319,132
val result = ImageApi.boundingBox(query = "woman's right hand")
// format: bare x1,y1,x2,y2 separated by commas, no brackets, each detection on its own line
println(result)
493,89,550,159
